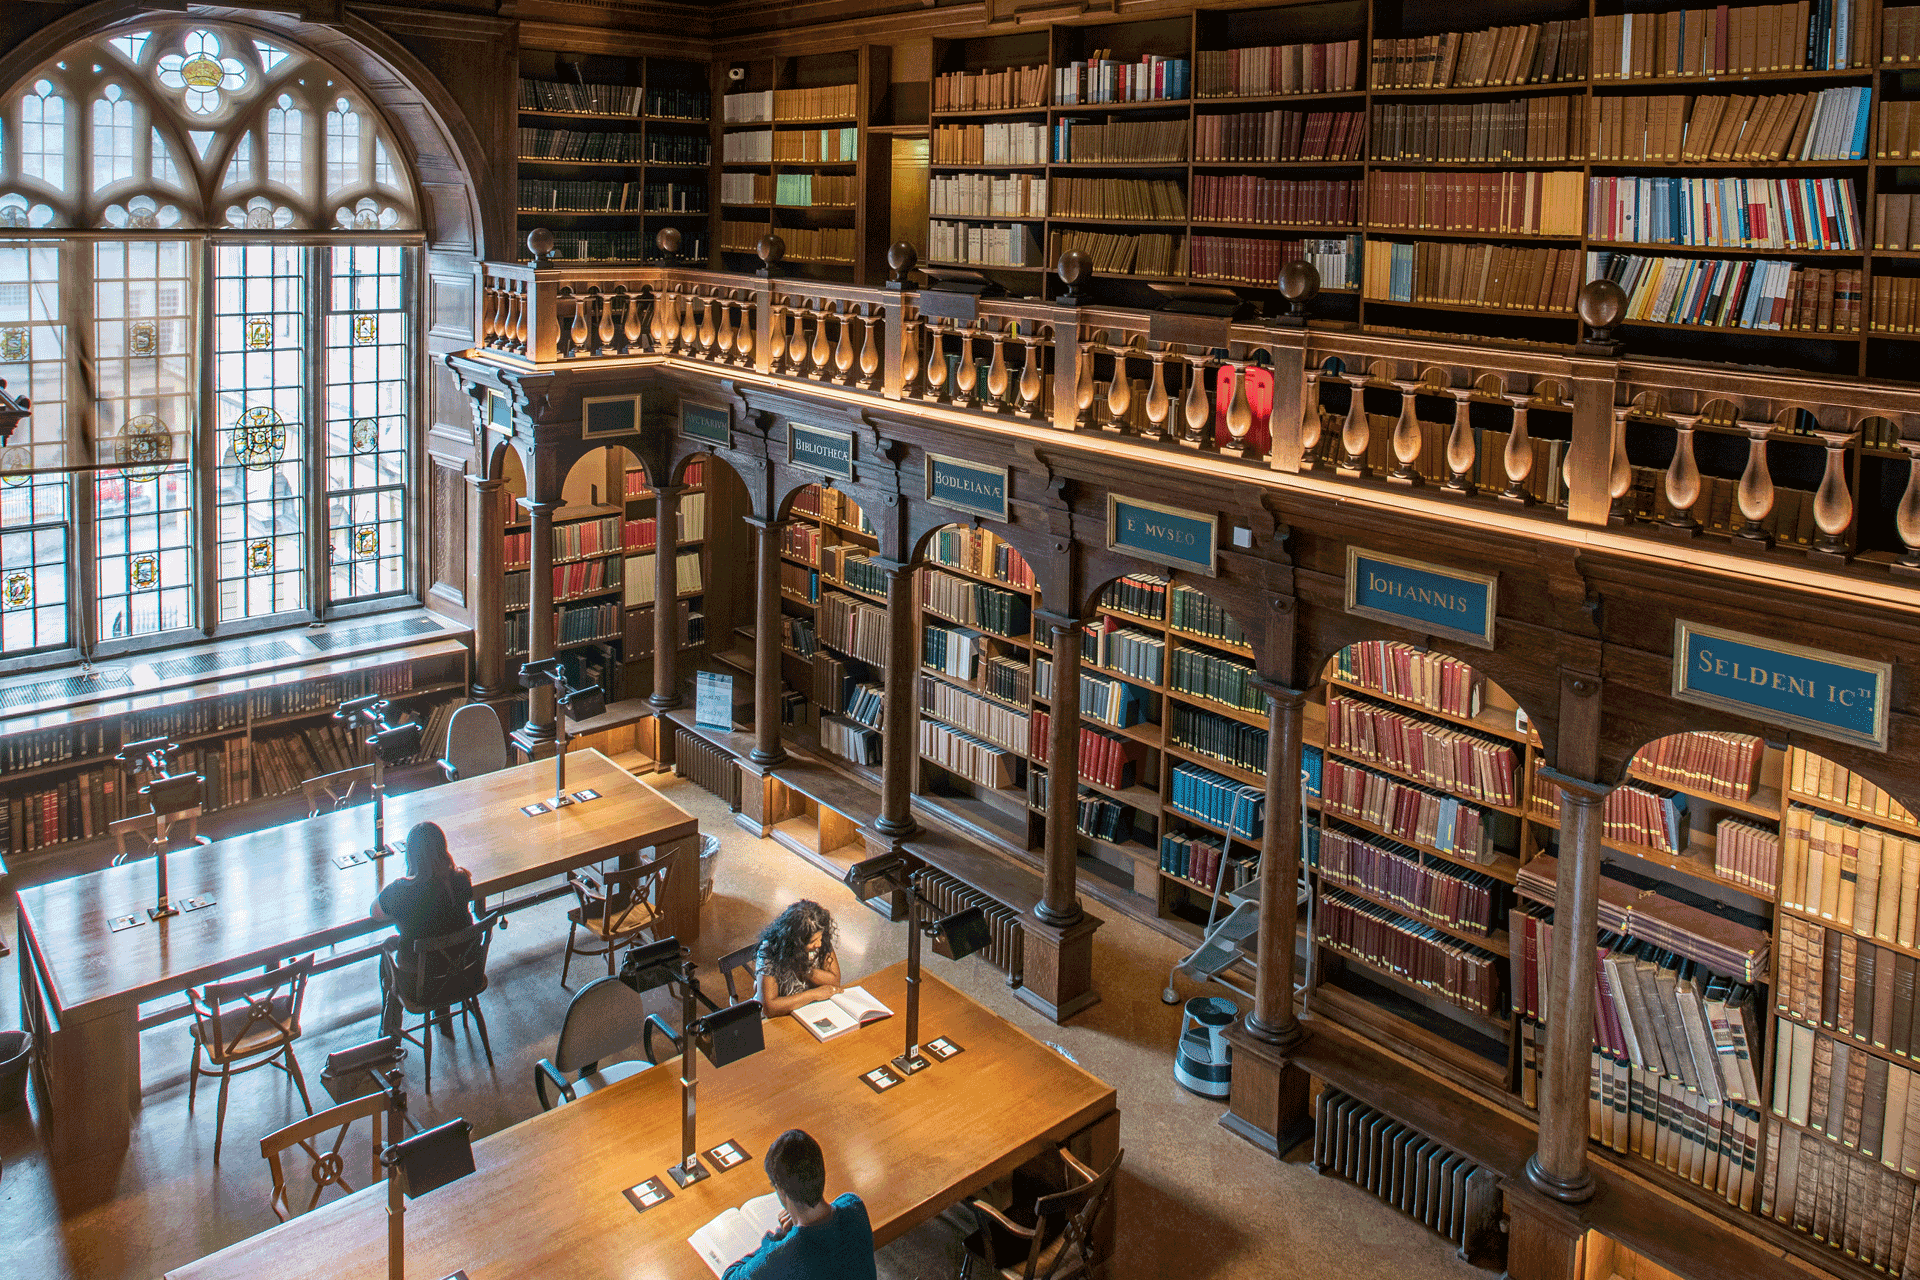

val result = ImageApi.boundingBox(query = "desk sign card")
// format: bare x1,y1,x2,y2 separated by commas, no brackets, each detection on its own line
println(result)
1673,620,1891,752
924,1037,965,1061
696,671,735,732
334,852,368,870
789,423,855,481
572,788,601,803
1107,494,1217,577
624,1177,675,1214
108,913,143,932
705,1140,750,1171
1345,547,1498,650
520,802,550,818
180,895,216,912
860,1064,903,1093
371,842,399,859
926,453,1008,522
681,400,732,448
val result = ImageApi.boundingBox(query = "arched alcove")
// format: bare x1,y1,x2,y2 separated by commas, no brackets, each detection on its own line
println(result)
778,483,886,767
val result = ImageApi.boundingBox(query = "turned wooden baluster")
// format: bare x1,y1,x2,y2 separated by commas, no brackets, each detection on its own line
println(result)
1389,381,1424,485
1075,338,1097,427
1142,350,1170,441
567,291,591,359
898,314,920,396
857,306,881,389
714,294,735,363
789,302,812,375
764,297,786,371
733,294,755,367
984,324,1010,411
697,294,717,356
925,319,950,401
1733,419,1777,548
1809,427,1858,560
1181,353,1210,445
482,283,500,348
587,289,609,354
1018,330,1044,417
661,289,683,354
649,286,669,350
1501,399,1536,504
621,289,644,353
1896,441,1920,575
834,303,856,385
953,323,979,406
1105,342,1134,431
1443,392,1475,493
1298,370,1323,470
1339,377,1370,474
503,287,522,354
1663,414,1702,530
1224,362,1254,455
810,301,833,378
1607,409,1633,522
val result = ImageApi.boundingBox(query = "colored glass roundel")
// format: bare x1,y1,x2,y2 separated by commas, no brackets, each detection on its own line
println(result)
245,316,274,349
352,525,378,557
3,571,32,609
350,417,378,453
246,539,274,572
232,406,286,470
0,326,26,362
0,446,29,487
130,553,159,591
352,314,378,346
116,415,173,480
129,320,158,357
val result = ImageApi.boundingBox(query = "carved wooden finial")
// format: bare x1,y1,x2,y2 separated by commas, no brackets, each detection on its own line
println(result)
756,233,785,279
1575,279,1628,355
526,227,554,268
1275,259,1319,328
655,226,683,263
1056,249,1092,307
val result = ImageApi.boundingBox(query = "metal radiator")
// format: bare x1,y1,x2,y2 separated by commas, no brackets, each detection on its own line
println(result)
918,867,1023,987
1312,1088,1503,1266
673,726,739,810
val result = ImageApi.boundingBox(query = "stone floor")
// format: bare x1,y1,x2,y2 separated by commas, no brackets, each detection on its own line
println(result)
0,771,1490,1280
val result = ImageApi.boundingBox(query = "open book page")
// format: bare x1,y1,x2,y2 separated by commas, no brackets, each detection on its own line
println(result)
688,1193,784,1278
790,985,893,1041
830,984,892,1024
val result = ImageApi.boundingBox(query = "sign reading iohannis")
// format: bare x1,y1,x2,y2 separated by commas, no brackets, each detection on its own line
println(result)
1345,547,1497,650
1674,620,1890,752
926,453,1007,522
788,423,854,481
1107,495,1216,577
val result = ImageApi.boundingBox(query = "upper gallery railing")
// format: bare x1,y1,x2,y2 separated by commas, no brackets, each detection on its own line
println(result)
472,231,1920,580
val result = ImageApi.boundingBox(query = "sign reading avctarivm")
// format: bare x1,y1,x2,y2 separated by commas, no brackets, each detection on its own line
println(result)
1106,495,1216,577
1345,548,1498,649
788,423,854,481
1673,621,1890,752
925,453,1007,522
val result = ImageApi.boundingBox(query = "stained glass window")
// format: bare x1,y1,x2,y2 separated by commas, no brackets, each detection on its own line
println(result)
0,242,70,655
325,244,407,602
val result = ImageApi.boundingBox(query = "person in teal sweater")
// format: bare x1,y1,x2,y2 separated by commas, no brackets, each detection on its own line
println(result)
723,1129,877,1280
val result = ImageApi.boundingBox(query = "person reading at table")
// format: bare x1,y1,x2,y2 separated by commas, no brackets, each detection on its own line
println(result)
754,900,843,1018
369,821,474,1039
723,1129,876,1280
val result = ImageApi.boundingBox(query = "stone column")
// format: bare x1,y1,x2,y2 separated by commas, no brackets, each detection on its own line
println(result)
749,518,786,767
516,497,560,750
1526,767,1608,1204
466,474,508,701
1037,610,1083,926
872,561,918,839
1245,679,1307,1046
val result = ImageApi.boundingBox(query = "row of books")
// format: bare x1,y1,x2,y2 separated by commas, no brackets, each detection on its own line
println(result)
1366,170,1583,238
1618,465,1821,543
924,527,1032,588
922,623,981,682
921,569,1031,638
720,129,859,164
1783,802,1920,943
1586,174,1862,251
1052,118,1185,165
831,549,890,599
928,219,1041,265
1889,7,1920,61
1169,760,1266,839
1793,746,1918,823
1101,573,1167,621
719,222,854,263
646,88,709,120
515,180,705,212
1092,623,1165,686
791,483,862,529
519,77,643,116
528,231,703,263
1161,830,1241,889
722,85,859,124
505,558,624,609
1061,724,1141,792
529,602,619,647
1319,887,1503,1018
1527,1029,1762,1211
1169,702,1268,776
1049,177,1185,222
986,655,1031,707
1190,175,1357,228
622,550,703,606
821,715,881,767
920,717,1019,789
506,515,623,568
1327,693,1519,808
777,522,818,565
240,669,417,722
1322,759,1494,862
1364,241,1580,316
921,674,1028,753
930,174,1047,219
517,127,710,166
1594,252,1863,333
1054,54,1190,105
934,65,1047,113
1169,584,1248,647
931,122,1047,167
1773,1017,1920,1172
1531,773,1689,855
3,742,251,856
1761,1126,1920,1272
1169,644,1263,716
839,681,884,730
782,615,817,658
819,592,888,668
1596,88,1872,164
1777,913,1920,1066
252,713,405,799
1,721,125,772
1196,108,1363,163
1061,782,1137,845
1332,640,1487,720
1370,97,1584,165
780,562,819,603
1519,854,1769,981
1078,672,1145,730
1321,824,1503,935
1717,816,1784,895
1190,235,1362,291
1371,20,1590,88
1195,41,1361,98
1047,230,1185,277
1593,3,1870,78
1632,729,1765,800
1877,193,1920,252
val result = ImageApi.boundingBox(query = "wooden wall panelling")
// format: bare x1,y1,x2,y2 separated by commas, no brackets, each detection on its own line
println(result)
426,452,470,613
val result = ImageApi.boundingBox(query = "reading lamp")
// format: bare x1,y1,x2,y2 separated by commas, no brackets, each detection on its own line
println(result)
113,737,205,920
334,696,424,858
844,854,991,1076
629,937,766,1188
518,658,607,811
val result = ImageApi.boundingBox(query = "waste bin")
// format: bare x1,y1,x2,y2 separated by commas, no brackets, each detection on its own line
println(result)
698,834,721,906
0,1031,31,1113
1173,997,1236,1099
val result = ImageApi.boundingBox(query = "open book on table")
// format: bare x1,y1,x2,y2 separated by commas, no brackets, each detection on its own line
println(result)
689,1191,784,1278
790,985,892,1041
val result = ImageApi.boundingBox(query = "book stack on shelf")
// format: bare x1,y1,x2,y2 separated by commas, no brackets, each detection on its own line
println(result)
1196,40,1360,95
1370,21,1591,88
935,64,1049,111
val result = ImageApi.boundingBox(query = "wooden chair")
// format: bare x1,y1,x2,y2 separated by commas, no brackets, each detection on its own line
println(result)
109,806,211,866
438,702,507,782
299,764,377,818
259,1091,387,1221
717,940,760,1005
534,976,662,1109
960,1147,1123,1280
560,852,672,985
186,954,316,1163
385,910,500,1092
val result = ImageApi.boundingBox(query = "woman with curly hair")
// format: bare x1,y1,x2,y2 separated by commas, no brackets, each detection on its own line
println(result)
754,899,844,1017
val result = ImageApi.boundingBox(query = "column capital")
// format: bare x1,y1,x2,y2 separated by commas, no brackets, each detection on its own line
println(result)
1032,608,1084,633
466,473,507,492
517,496,562,518
1249,676,1308,707
871,557,911,577
1534,765,1611,807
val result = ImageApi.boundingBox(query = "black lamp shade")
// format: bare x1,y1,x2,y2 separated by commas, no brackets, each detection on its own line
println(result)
335,693,385,722
141,771,204,816
930,906,991,962
561,683,606,722
843,853,908,901
369,721,423,766
518,658,561,688
394,1119,475,1198
623,936,684,994
697,999,766,1068
118,735,173,765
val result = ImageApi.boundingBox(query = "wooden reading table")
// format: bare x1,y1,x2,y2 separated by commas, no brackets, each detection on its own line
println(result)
165,965,1120,1280
16,749,699,1168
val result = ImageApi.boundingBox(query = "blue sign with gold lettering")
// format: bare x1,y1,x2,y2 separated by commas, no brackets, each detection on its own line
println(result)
926,453,1007,521
1345,547,1498,649
1107,495,1216,577
788,423,854,480
681,400,730,447
1674,621,1890,751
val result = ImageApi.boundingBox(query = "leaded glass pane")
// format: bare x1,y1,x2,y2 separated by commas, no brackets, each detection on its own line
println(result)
0,238,68,654
20,81,68,193
92,85,136,191
266,94,304,195
325,244,405,602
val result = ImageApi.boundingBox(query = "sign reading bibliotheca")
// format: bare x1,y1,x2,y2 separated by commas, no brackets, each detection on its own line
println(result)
1345,548,1498,650
925,453,1008,522
680,400,731,448
1673,620,1891,752
788,422,854,481
1107,495,1217,577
